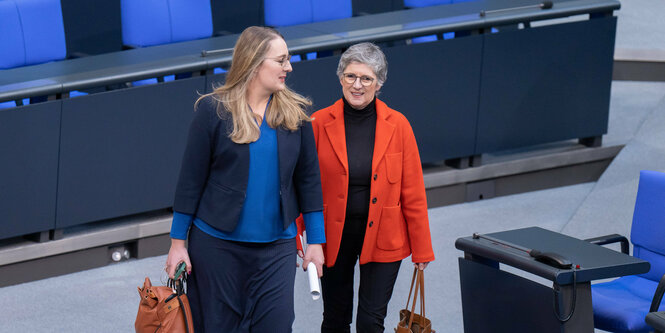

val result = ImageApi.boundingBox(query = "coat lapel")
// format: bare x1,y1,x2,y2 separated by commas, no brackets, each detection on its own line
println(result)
372,99,396,173
323,100,349,173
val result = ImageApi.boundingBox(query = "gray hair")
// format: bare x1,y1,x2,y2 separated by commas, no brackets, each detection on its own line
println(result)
336,42,387,86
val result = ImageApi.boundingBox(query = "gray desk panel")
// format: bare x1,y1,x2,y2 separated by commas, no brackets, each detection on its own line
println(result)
286,56,344,114
475,17,616,154
0,102,60,238
56,77,205,228
380,36,482,162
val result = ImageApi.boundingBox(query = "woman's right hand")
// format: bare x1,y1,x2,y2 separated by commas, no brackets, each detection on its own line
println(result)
165,239,192,279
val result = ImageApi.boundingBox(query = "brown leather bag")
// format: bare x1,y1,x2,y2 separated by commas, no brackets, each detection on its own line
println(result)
135,274,194,333
395,268,434,333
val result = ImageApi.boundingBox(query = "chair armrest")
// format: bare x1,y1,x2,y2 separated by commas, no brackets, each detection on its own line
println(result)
651,274,665,312
585,234,629,255
646,311,665,332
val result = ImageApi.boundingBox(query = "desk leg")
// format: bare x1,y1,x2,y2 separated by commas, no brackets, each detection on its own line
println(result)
459,257,594,333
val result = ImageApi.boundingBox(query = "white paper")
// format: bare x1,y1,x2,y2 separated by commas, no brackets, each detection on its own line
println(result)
301,232,321,300
306,262,321,300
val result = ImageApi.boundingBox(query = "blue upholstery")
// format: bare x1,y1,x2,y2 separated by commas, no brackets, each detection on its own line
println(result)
121,0,213,47
592,170,665,332
0,101,17,109
0,0,66,69
264,0,351,27
0,1,25,69
404,0,452,7
311,0,352,23
265,0,312,27
17,0,67,65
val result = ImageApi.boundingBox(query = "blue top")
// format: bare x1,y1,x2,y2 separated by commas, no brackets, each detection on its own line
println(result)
171,99,325,243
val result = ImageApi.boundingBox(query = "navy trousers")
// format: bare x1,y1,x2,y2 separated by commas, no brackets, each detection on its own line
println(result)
187,225,297,332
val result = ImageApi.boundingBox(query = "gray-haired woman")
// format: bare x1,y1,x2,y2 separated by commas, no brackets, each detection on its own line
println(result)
309,42,435,332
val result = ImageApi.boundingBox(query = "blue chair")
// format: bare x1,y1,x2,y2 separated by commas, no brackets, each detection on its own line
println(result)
0,101,17,109
264,0,351,62
121,0,213,48
265,0,351,27
403,0,456,43
121,0,213,86
588,170,665,332
0,0,66,69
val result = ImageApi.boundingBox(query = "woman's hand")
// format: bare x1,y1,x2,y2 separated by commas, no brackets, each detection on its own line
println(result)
303,244,325,278
165,239,192,278
414,262,429,270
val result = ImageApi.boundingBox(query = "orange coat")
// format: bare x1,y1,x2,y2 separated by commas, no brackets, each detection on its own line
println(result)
311,98,435,267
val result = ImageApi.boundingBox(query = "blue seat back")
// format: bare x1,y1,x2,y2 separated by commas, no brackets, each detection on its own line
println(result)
404,0,453,7
312,0,352,23
0,0,66,69
265,0,312,27
121,0,212,47
631,170,665,282
168,0,213,43
265,0,351,27
0,1,25,69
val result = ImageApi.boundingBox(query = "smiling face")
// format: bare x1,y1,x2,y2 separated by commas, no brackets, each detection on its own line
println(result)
340,62,381,110
253,37,292,94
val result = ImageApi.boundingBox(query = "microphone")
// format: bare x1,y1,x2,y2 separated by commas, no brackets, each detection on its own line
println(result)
479,1,553,17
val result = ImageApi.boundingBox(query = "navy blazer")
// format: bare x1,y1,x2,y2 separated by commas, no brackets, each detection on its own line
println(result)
173,96,323,232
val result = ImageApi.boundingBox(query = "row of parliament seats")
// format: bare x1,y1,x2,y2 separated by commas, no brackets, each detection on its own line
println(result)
0,0,476,97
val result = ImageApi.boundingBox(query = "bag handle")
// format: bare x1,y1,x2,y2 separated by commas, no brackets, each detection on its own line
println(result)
405,267,418,309
407,268,421,329
404,268,428,330
419,269,426,328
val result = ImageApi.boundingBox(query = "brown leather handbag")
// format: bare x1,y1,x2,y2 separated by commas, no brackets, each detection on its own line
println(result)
135,273,194,333
396,268,434,333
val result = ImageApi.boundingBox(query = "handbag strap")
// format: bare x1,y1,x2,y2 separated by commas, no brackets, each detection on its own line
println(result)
407,268,421,329
419,269,426,327
405,267,418,309
176,295,191,333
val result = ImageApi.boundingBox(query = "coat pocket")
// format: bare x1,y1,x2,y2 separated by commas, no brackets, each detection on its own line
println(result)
376,205,405,250
385,152,403,184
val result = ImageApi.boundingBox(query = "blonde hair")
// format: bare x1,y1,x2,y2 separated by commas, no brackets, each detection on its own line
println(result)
196,26,311,144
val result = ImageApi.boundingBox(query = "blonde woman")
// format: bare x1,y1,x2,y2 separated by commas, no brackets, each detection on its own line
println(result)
165,26,325,332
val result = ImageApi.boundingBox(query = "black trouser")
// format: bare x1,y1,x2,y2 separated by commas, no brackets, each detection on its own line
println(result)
321,219,402,333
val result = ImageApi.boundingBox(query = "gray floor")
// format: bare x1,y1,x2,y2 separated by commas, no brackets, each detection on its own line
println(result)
1,2,664,332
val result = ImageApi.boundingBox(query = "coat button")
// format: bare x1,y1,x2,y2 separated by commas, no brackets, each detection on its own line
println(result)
369,221,374,227
373,174,377,181
372,197,377,204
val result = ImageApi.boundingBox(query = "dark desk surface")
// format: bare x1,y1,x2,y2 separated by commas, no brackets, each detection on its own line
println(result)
0,0,619,102
456,227,650,285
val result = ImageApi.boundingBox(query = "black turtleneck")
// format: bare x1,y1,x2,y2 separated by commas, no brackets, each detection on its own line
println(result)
343,97,376,235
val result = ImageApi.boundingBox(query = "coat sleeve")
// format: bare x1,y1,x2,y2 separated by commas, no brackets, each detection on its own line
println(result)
293,121,325,241
172,98,214,217
399,119,435,263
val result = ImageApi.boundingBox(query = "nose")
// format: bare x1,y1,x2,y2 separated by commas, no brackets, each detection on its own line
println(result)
284,60,293,72
352,78,363,88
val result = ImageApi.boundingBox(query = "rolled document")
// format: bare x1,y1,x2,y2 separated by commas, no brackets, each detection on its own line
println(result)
306,262,321,300
301,232,321,300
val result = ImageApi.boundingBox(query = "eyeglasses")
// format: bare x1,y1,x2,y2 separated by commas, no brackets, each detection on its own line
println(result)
268,54,292,68
342,73,375,86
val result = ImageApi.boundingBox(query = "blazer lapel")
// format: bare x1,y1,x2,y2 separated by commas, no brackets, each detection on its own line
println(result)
372,99,396,173
323,100,349,173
